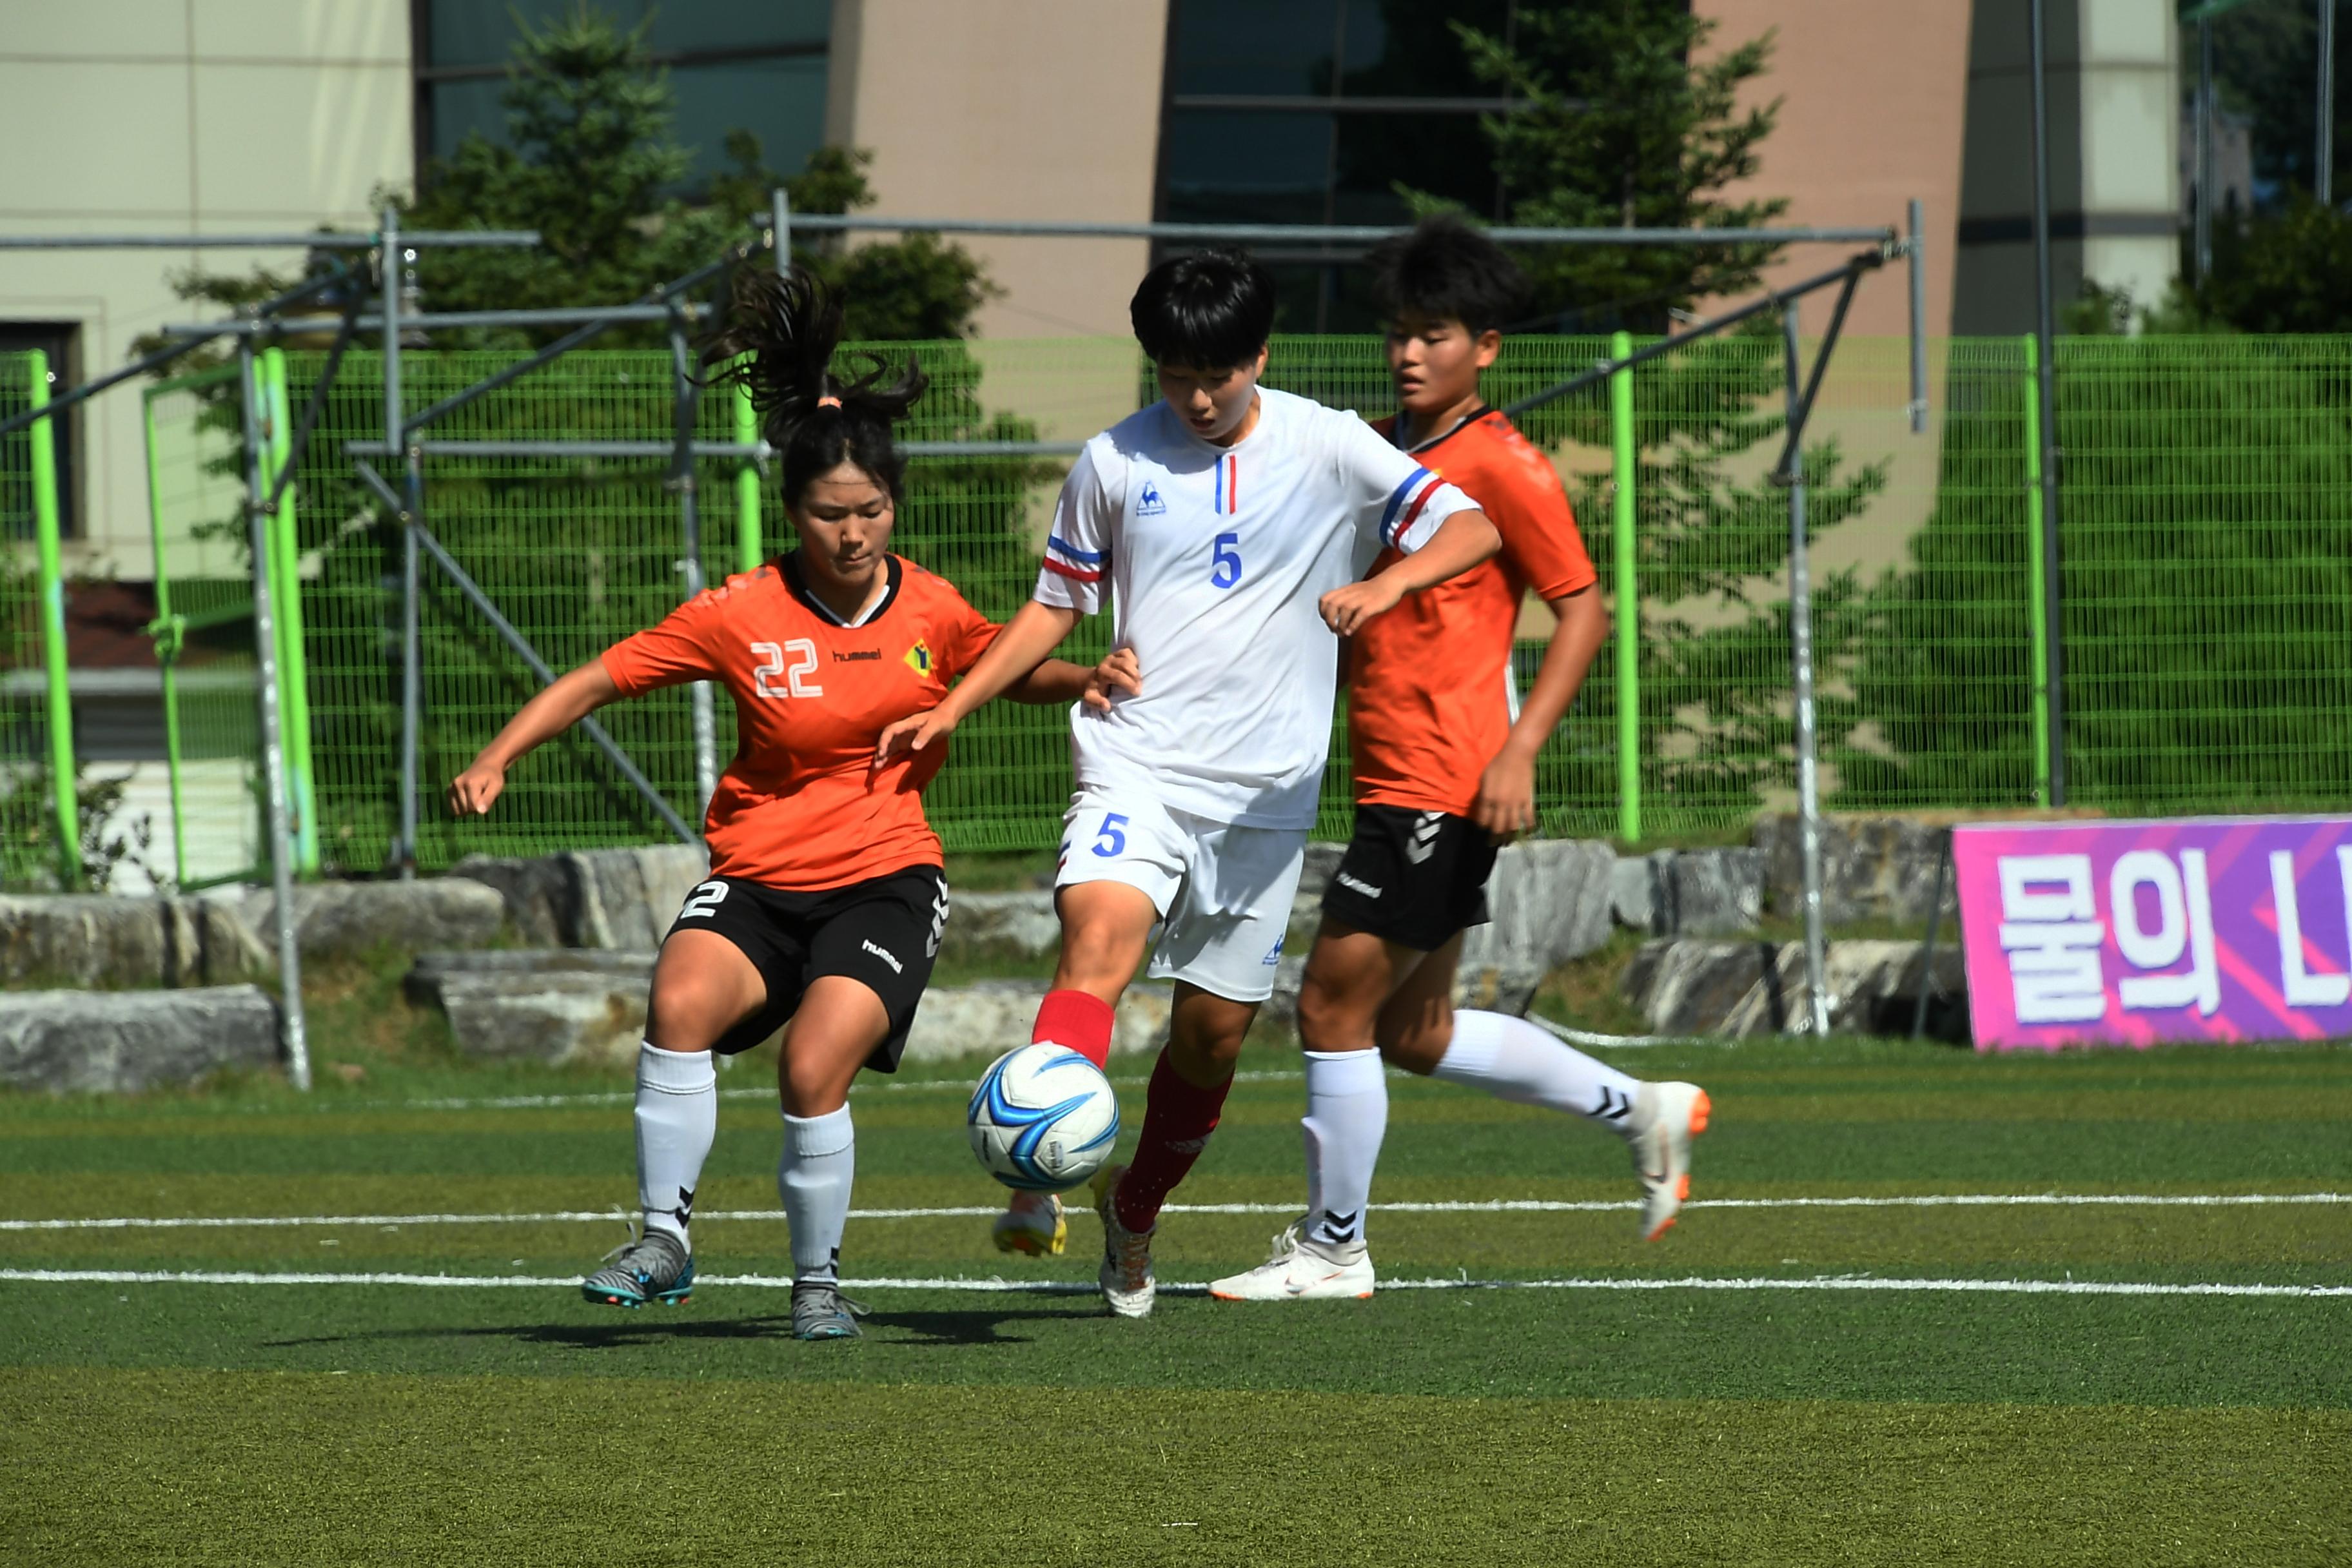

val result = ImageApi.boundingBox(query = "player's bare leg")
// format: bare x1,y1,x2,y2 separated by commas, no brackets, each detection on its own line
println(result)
1093,981,1257,1317
1210,919,1420,1302
774,975,892,1339
1380,938,1710,1242
996,880,1157,1257
584,931,765,1309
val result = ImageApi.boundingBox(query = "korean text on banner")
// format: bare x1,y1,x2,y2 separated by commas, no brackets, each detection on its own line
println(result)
1953,817,2352,1050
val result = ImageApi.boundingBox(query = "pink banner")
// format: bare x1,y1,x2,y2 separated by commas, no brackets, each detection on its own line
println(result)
1954,816,2352,1050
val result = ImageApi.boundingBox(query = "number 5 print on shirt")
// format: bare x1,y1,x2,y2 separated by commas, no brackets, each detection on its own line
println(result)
1211,531,1242,589
750,638,823,698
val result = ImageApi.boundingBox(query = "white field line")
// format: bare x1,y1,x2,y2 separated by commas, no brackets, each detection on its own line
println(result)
5,1192,2346,1233
2,1268,2346,1300
391,1070,1309,1113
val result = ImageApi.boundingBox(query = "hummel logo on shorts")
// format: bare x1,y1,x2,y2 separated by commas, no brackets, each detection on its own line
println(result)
1404,812,1445,866
861,939,903,974
1336,872,1383,899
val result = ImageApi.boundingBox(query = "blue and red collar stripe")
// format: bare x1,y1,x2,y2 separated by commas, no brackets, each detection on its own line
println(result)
1212,453,1239,516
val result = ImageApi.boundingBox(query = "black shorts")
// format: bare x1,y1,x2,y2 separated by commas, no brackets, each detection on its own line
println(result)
663,865,948,1070
1318,805,1498,953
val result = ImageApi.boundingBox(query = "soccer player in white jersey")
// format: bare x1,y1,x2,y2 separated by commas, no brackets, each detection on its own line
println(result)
876,248,1500,1317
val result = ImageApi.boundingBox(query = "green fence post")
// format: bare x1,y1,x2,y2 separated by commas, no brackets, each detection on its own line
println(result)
26,351,80,887
140,386,190,888
261,349,318,872
2021,333,2051,809
1608,329,1641,844
733,380,763,573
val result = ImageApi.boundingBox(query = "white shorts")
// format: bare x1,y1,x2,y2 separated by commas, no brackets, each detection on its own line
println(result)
1056,786,1307,1004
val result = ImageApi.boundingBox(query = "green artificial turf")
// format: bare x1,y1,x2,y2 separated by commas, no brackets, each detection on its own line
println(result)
5,1036,2349,1563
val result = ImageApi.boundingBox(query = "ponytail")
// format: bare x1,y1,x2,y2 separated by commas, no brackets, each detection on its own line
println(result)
699,266,928,505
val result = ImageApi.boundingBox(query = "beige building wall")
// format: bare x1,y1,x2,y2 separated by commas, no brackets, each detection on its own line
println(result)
0,1,413,576
1699,0,1974,338
825,0,1167,345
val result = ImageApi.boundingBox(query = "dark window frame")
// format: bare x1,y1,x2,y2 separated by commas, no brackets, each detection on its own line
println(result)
0,321,82,542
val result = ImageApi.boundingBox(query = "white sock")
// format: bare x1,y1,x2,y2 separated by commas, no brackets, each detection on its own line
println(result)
1301,1049,1387,1251
1435,1010,1643,1135
634,1043,717,1246
779,1104,856,1284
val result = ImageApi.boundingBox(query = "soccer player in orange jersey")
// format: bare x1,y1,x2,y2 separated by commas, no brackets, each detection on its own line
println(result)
446,268,1130,1339
1210,217,1710,1303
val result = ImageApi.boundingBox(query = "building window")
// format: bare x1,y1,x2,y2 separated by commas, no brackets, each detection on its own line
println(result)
410,1,832,191
1156,0,1525,331
0,322,81,541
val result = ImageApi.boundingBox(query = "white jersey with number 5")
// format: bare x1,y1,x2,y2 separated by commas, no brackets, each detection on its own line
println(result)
1033,386,1478,828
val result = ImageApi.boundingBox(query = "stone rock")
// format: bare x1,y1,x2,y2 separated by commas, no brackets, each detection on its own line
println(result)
1609,855,1652,930
1295,840,1346,901
0,894,270,988
1622,936,1969,1040
1756,815,1958,925
561,844,710,950
938,891,1061,963
453,843,709,950
233,879,510,963
903,981,1171,1064
406,950,655,1068
1456,839,1618,1013
0,985,281,1092
1640,847,1766,936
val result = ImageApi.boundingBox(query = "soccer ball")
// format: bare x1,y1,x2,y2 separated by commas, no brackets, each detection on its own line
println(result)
966,1043,1120,1191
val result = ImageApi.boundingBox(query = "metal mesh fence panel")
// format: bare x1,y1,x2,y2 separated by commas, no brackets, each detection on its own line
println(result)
2053,336,2352,814
0,351,55,885
142,366,267,885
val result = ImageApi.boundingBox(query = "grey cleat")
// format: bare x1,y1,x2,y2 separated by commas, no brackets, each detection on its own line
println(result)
790,1280,870,1340
581,1225,694,1308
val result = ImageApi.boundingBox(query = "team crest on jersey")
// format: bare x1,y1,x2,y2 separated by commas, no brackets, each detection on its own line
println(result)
903,639,934,676
1136,481,1166,517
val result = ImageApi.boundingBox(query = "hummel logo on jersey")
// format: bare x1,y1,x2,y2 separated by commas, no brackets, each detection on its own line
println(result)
832,648,881,662
1336,872,1383,899
1136,480,1166,516
861,939,903,974
1404,812,1446,865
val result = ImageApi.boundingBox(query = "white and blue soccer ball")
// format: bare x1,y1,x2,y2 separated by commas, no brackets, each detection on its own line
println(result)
966,1043,1120,1191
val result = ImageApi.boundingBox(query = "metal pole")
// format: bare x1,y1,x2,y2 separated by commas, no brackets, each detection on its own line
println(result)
384,203,420,877
669,313,718,819
140,388,189,888
2021,334,2051,809
2198,18,2215,282
235,339,312,1092
1783,302,1830,1038
772,186,792,277
1906,197,1928,433
734,382,764,573
262,349,318,874
0,230,538,251
2323,0,2338,205
1911,831,1952,1041
1607,329,1640,845
26,351,80,888
2029,0,2068,806
768,211,1898,248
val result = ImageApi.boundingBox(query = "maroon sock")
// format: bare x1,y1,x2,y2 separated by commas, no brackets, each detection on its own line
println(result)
1032,988,1115,1070
1113,1048,1232,1234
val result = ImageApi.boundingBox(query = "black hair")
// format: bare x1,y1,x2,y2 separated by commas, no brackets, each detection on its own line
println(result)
1367,215,1528,337
698,266,928,507
1128,247,1276,369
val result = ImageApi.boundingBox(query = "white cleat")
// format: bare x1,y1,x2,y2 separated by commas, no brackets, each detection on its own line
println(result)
991,1190,1066,1257
1090,1162,1155,1318
1209,1220,1375,1302
1628,1080,1712,1240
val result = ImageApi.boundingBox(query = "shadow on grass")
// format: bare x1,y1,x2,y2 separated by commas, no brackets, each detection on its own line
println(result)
259,1304,1102,1352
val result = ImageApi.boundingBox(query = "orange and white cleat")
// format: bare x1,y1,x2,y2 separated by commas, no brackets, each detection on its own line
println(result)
991,1190,1066,1257
1629,1081,1710,1240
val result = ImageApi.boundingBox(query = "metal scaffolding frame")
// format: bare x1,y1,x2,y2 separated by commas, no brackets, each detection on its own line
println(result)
3,192,1925,1073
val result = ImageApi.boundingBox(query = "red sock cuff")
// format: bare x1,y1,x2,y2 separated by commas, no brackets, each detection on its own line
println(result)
1032,988,1115,1070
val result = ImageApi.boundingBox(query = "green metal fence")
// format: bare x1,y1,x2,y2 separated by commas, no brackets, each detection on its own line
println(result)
1,349,77,888
26,329,2352,886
